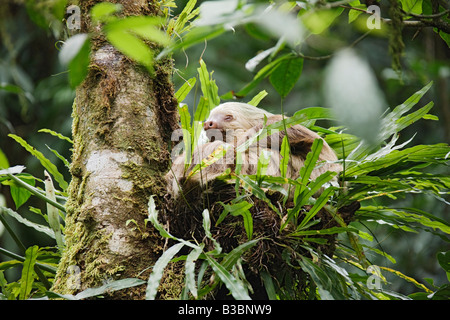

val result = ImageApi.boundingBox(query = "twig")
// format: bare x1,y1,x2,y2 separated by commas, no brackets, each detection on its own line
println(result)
297,30,371,61
406,9,450,19
340,5,450,33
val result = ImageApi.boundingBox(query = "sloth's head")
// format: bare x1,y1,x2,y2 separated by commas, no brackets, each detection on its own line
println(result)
203,102,273,142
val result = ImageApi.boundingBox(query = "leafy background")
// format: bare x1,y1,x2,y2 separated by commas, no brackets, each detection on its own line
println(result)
0,0,449,298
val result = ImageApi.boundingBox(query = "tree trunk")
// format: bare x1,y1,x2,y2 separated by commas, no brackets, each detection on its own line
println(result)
51,0,180,299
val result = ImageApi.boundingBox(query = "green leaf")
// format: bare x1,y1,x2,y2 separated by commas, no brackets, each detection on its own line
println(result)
381,81,433,138
394,101,434,134
0,260,22,271
289,226,359,237
237,174,281,216
158,25,226,60
247,90,268,106
10,174,35,209
107,30,154,72
5,173,66,213
298,139,323,193
233,53,295,98
44,171,64,250
437,251,450,273
19,245,39,300
171,0,198,35
91,2,122,23
400,0,423,15
298,186,335,229
217,201,254,240
280,135,290,179
59,33,90,88
297,255,334,299
345,143,450,177
185,245,203,298
348,1,367,23
45,145,70,169
50,278,146,300
178,104,192,166
221,239,259,270
0,207,55,239
197,59,220,111
77,278,145,300
175,77,197,102
202,209,222,254
193,97,209,123
204,254,251,300
301,7,344,34
438,31,450,48
8,134,68,191
106,16,171,46
256,150,271,184
270,57,303,98
260,270,277,300
0,148,9,169
146,242,185,300
68,40,89,87
187,143,231,179
147,195,177,240
38,129,73,144
391,209,450,234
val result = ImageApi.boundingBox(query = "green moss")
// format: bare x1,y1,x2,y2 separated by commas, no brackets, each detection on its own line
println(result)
157,261,185,299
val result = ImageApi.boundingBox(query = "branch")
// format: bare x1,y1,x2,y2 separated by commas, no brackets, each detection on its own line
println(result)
340,5,450,34
407,9,450,19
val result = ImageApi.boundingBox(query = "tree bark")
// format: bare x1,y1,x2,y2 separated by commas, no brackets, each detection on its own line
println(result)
51,0,180,299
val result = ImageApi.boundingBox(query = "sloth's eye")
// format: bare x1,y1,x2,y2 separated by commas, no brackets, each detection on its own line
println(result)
224,115,233,121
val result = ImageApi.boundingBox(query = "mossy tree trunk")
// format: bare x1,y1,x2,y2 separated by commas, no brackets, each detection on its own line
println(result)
51,0,180,299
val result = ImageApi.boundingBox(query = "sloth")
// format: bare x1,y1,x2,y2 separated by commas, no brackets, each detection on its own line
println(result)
166,102,342,199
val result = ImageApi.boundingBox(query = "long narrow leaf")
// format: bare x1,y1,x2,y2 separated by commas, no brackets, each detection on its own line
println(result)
197,59,220,110
146,196,196,248
38,128,73,144
44,171,64,250
175,77,197,102
76,278,146,300
202,209,222,254
299,139,323,185
19,245,39,300
204,254,251,300
382,81,433,126
221,239,259,270
237,174,281,216
178,104,193,167
248,90,268,106
146,242,185,300
185,245,203,298
8,134,68,191
187,143,231,178
298,187,335,229
0,206,54,239
260,270,277,300
280,135,290,179
6,173,66,212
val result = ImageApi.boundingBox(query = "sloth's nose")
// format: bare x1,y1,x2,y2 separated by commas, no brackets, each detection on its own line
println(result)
204,120,217,130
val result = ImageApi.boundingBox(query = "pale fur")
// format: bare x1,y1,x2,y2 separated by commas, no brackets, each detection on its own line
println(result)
206,102,274,131
166,103,342,199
